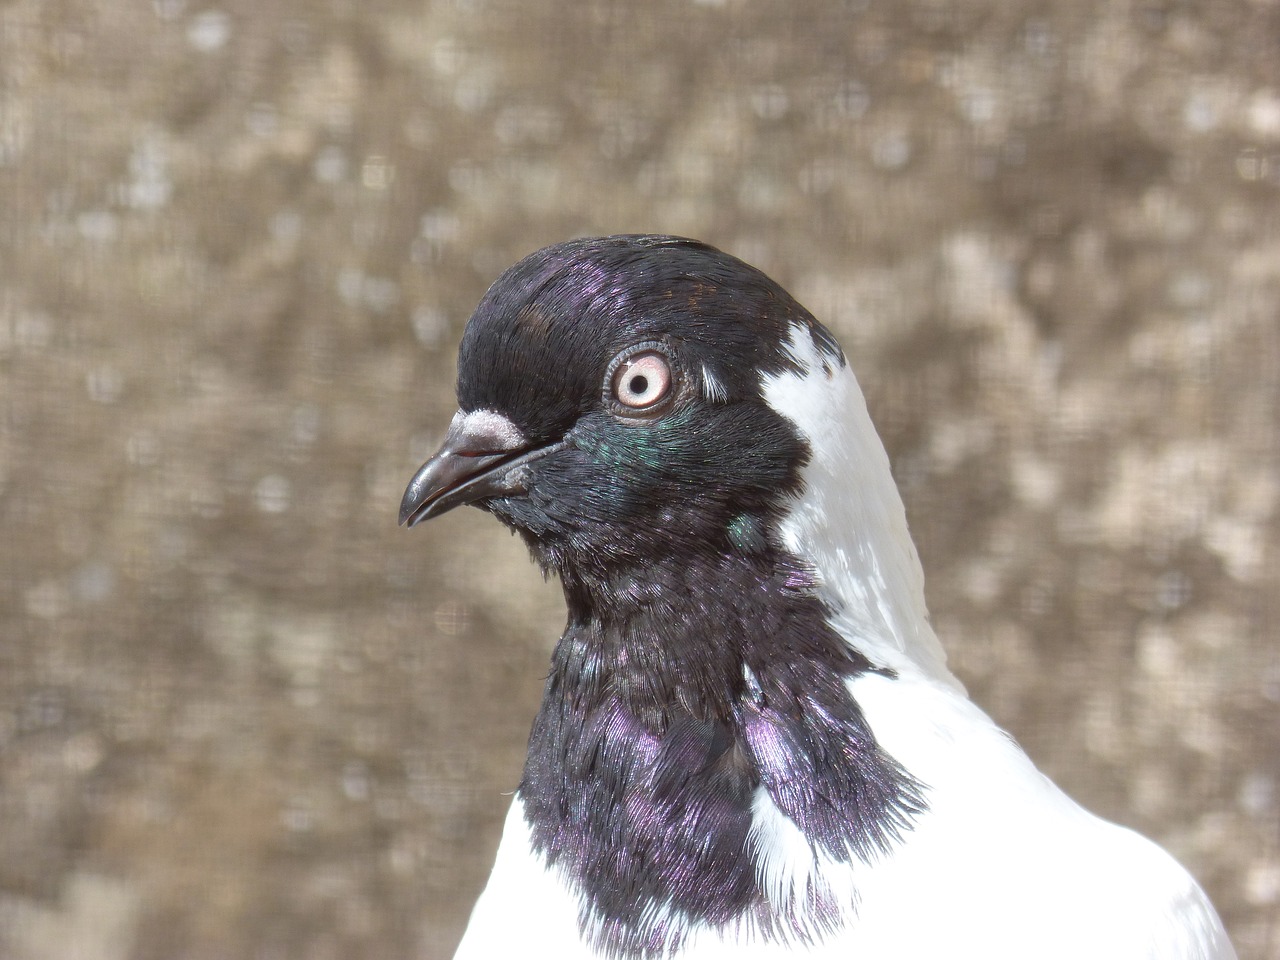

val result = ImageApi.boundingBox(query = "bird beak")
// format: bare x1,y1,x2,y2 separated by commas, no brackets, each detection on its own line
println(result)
399,410,562,527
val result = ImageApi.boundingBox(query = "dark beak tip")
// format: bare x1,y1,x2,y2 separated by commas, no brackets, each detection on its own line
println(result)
399,469,435,528
399,501,432,528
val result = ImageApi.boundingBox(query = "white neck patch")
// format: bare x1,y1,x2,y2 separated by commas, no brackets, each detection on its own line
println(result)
761,324,959,687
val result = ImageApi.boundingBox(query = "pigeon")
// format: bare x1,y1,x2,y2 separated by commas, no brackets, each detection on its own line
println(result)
400,235,1236,960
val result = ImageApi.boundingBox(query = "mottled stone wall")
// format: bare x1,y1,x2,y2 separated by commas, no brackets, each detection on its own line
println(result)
1,1,1276,958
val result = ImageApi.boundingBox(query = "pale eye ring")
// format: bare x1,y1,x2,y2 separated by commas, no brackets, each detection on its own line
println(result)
610,349,673,412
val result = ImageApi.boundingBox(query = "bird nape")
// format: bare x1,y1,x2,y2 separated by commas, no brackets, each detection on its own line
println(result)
401,235,1235,960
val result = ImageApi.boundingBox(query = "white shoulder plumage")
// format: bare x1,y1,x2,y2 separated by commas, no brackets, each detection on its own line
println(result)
460,774,1237,959
761,323,958,688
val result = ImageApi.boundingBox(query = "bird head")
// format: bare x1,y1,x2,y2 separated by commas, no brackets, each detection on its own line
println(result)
401,236,840,581
402,235,949,681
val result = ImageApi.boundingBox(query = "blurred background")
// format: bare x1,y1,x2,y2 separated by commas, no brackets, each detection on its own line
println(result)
1,0,1277,957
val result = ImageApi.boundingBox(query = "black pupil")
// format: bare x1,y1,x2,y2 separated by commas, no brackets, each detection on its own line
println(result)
628,373,649,396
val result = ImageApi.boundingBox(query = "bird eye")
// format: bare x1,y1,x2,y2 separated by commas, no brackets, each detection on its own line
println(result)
608,348,673,414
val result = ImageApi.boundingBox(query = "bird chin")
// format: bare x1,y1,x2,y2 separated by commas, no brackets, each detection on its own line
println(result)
483,498,561,561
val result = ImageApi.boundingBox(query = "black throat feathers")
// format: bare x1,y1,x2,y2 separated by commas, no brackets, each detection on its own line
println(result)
518,547,927,959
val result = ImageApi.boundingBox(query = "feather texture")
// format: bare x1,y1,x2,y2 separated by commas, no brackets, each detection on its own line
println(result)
401,237,1236,960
